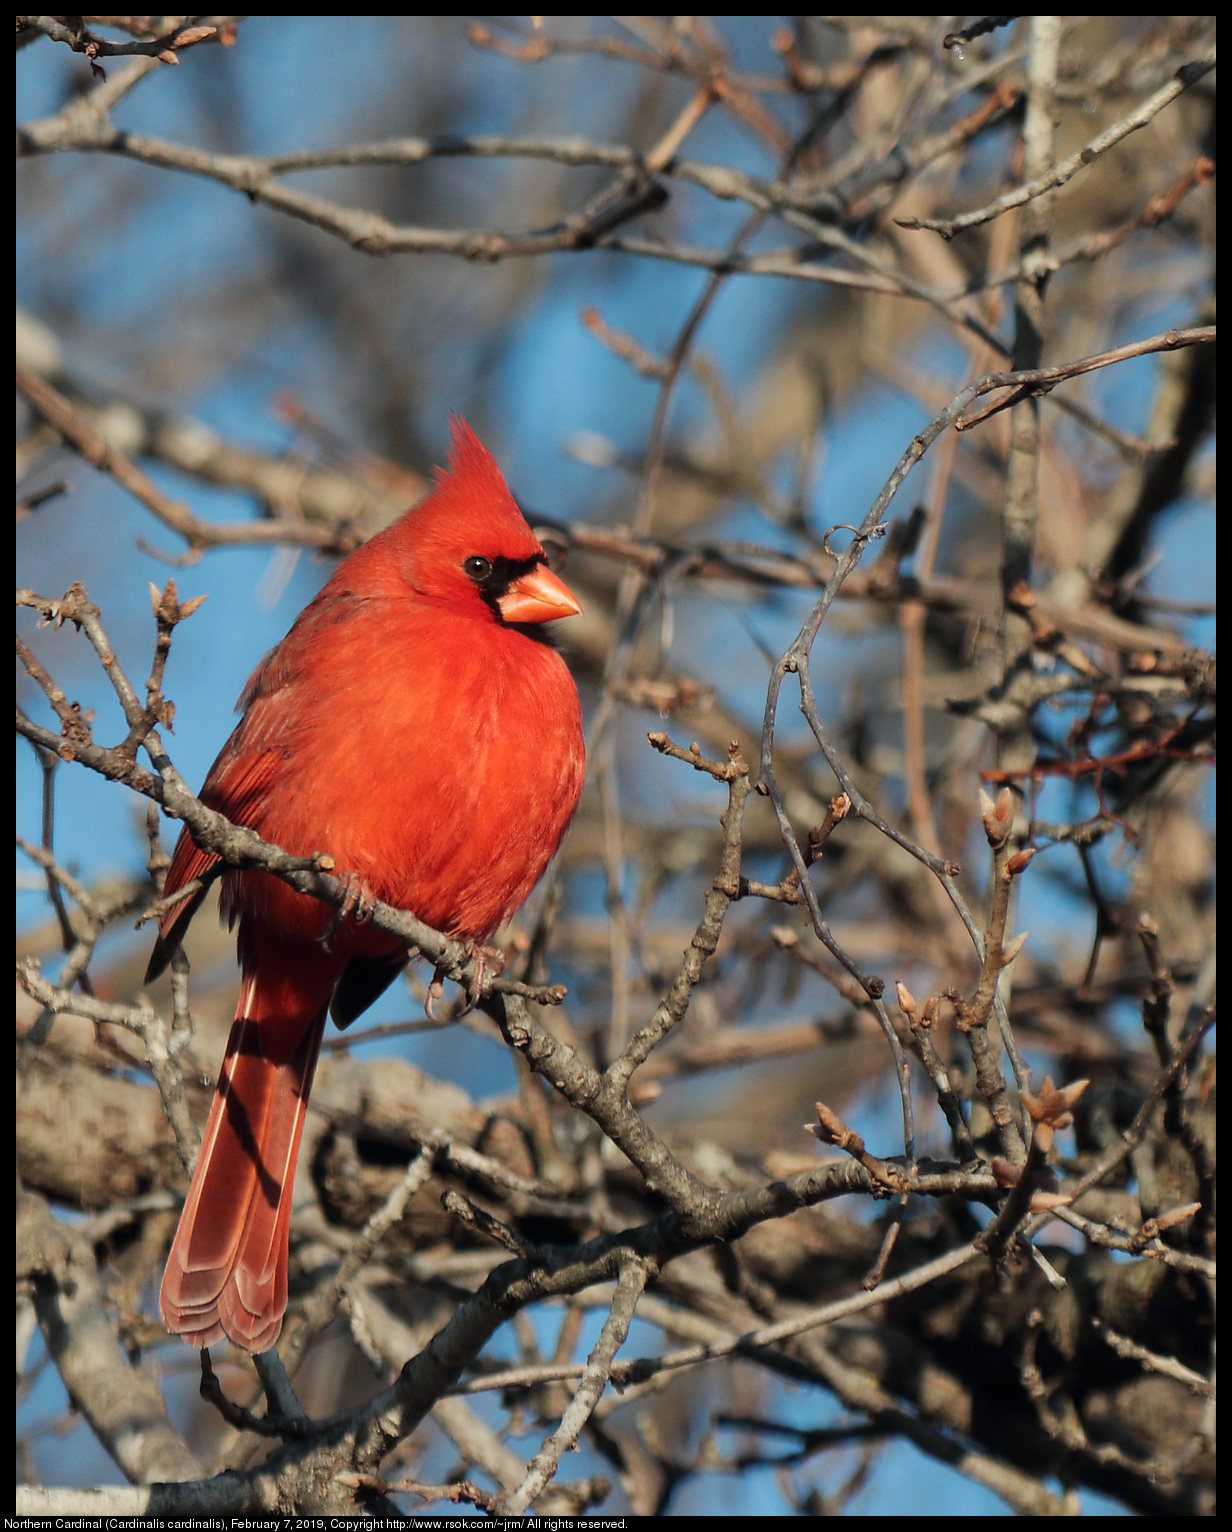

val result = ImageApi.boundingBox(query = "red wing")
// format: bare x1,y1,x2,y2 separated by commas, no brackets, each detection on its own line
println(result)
145,740,281,982
147,587,374,981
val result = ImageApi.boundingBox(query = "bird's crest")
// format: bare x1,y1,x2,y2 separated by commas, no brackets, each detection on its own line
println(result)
439,415,511,503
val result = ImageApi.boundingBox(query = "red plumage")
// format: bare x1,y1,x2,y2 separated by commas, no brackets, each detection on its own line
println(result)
149,420,585,1353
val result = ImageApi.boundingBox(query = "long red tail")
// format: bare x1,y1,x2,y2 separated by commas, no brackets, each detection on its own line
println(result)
160,930,340,1354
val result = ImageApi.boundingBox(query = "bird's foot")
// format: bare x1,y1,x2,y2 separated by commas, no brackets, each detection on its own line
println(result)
423,943,505,1022
466,942,506,1005
320,871,375,950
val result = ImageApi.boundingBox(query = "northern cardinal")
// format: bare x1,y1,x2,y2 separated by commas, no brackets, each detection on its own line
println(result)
147,420,585,1353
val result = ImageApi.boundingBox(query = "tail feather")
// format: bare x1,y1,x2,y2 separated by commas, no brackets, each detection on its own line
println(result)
160,930,338,1353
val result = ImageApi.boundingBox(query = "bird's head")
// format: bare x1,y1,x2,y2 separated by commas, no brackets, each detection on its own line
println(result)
371,417,582,628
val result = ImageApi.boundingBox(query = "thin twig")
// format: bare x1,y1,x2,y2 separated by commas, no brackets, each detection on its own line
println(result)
505,1260,651,1512
1093,1318,1216,1396
280,1148,435,1375
897,50,1217,238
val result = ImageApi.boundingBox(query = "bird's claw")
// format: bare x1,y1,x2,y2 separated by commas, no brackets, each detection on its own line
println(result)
421,944,506,1022
466,942,505,1006
320,871,374,950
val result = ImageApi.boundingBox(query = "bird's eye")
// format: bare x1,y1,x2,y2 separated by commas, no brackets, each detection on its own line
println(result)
463,556,492,582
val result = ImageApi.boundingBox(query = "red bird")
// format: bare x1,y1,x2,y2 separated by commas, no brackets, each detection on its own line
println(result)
147,420,585,1353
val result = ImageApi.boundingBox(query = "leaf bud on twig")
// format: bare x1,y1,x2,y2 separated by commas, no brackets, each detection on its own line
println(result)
1021,1075,1088,1131
809,1100,863,1156
979,786,1014,847
1001,930,1029,968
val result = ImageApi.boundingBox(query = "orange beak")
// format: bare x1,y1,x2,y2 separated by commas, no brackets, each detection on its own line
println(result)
497,562,583,624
